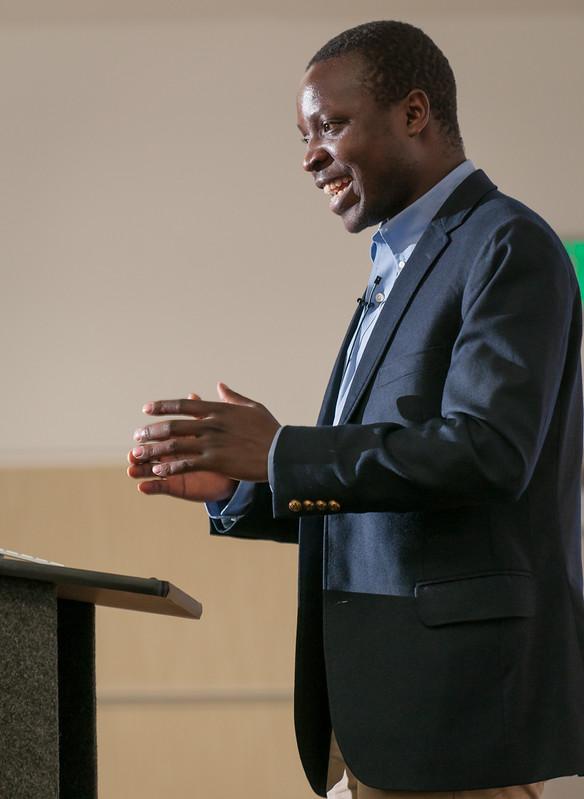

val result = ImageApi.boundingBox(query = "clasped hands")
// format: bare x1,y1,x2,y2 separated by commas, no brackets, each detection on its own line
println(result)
127,382,281,502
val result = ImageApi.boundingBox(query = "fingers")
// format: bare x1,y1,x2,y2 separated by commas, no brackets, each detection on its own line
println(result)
137,478,173,496
141,386,259,418
127,456,169,479
127,448,209,479
217,382,257,407
130,437,204,464
129,387,265,488
133,419,217,443
127,462,154,478
127,451,176,476
150,457,206,477
135,471,237,502
142,398,225,417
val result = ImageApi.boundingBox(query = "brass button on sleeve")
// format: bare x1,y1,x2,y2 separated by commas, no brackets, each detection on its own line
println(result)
303,500,315,512
328,500,341,512
288,499,302,513
315,500,327,512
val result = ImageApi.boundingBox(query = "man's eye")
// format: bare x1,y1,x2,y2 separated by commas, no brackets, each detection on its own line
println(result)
322,121,339,134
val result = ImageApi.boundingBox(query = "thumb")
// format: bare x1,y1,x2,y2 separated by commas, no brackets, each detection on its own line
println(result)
217,381,256,407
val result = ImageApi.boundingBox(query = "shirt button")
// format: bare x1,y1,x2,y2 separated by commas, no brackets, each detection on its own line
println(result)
328,500,341,513
374,292,385,304
288,499,302,513
398,260,405,271
315,500,327,512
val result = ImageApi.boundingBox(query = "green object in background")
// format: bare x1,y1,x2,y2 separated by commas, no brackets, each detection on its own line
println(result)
563,240,584,300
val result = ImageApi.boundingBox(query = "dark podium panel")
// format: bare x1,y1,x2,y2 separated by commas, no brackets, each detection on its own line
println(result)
0,559,202,799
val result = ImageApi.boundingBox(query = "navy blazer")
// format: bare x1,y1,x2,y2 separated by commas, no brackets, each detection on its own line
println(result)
212,170,584,794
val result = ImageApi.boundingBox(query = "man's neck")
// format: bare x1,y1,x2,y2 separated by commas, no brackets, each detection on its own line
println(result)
409,151,467,207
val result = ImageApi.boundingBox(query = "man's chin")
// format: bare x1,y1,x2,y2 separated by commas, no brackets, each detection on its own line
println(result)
340,207,377,234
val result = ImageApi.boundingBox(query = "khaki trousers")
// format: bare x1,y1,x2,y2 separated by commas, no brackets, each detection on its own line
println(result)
326,733,545,799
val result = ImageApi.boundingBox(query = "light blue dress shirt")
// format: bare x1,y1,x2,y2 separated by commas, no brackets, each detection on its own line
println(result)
209,160,476,530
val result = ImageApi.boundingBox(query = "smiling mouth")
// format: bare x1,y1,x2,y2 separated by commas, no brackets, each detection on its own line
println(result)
323,176,352,197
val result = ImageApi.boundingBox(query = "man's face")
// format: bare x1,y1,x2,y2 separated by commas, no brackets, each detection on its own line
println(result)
296,54,418,234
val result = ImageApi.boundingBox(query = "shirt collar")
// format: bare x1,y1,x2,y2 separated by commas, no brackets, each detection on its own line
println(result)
373,159,476,257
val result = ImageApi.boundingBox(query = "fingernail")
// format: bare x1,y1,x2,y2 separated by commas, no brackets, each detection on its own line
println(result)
133,429,145,442
132,447,144,458
153,464,166,476
142,402,154,414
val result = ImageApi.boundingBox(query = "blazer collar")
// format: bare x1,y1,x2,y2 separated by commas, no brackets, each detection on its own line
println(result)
435,168,497,234
317,169,497,427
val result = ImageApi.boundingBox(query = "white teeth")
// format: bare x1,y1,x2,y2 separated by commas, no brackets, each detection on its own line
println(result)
323,177,352,196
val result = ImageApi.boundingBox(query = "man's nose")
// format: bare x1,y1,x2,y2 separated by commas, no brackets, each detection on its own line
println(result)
302,144,332,173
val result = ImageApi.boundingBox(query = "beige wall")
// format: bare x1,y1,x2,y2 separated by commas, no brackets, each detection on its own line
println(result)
2,2,584,464
2,2,583,797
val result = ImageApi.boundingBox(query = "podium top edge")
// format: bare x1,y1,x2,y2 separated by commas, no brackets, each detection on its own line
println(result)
0,558,167,596
0,558,203,619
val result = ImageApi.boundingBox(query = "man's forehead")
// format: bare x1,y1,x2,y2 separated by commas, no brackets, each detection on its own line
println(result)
297,55,367,117
300,54,366,93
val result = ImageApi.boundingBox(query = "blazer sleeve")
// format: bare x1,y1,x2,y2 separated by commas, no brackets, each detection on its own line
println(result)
269,216,581,516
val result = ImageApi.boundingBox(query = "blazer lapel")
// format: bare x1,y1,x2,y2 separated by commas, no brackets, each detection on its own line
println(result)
337,224,449,424
337,169,497,425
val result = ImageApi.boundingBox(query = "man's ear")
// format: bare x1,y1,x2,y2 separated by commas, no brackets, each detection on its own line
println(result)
404,89,431,137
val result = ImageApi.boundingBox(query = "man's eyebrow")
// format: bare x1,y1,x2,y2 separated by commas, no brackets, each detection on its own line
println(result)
298,109,322,126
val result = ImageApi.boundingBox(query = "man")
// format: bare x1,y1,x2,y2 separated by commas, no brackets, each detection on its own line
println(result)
128,21,584,799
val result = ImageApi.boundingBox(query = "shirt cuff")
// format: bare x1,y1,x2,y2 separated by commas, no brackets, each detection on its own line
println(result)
205,480,257,532
268,426,285,492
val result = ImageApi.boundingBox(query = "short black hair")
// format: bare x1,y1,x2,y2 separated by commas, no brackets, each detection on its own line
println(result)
307,20,462,149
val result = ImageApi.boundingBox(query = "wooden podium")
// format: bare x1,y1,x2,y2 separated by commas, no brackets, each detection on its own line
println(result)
0,558,202,799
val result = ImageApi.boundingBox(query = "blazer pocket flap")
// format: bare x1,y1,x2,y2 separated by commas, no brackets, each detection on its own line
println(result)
415,571,535,627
